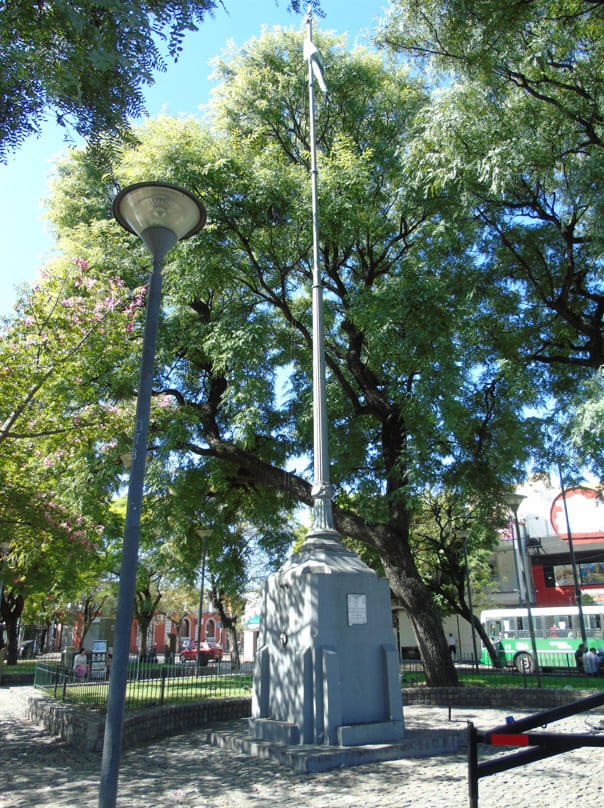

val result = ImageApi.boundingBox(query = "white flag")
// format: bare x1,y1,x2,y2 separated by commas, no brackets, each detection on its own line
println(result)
303,38,327,94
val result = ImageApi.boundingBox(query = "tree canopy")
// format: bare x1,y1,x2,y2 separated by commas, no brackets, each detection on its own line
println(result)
378,0,604,465
35,26,543,685
0,0,321,160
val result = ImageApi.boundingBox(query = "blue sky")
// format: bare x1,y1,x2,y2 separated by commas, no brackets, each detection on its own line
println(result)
0,0,388,315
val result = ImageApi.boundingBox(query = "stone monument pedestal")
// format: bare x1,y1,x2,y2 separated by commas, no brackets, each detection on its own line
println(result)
249,534,404,747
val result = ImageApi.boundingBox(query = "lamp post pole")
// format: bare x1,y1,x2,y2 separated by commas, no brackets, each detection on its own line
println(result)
196,530,210,672
505,494,541,685
557,462,587,646
461,533,479,670
99,183,205,808
510,522,523,607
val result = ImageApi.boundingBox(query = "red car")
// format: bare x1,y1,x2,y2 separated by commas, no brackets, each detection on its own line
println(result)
179,641,223,665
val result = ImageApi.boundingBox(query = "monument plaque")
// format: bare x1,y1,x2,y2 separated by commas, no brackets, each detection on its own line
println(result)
347,593,367,626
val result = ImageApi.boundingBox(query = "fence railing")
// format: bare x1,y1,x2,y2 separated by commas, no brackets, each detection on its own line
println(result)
468,690,604,807
34,656,602,714
34,660,254,712
401,656,604,690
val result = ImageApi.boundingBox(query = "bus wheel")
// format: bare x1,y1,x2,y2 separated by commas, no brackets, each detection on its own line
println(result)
514,652,535,674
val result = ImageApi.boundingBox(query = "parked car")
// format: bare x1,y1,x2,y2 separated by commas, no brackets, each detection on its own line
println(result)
179,641,223,665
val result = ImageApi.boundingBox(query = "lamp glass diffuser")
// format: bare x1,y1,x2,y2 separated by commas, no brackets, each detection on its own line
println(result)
113,182,206,241
504,493,526,511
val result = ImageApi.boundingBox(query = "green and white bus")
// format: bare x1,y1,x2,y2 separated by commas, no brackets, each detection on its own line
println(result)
480,605,604,672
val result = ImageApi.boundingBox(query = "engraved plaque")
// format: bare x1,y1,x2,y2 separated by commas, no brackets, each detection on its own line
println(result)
347,593,367,625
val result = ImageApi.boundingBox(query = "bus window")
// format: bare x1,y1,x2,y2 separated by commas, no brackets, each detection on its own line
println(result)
585,615,601,638
547,617,567,637
486,620,501,639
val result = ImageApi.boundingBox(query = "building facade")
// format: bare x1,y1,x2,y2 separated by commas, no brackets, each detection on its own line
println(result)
490,477,604,610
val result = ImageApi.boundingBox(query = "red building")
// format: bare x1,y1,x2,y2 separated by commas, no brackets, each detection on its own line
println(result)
73,608,230,657
491,479,604,610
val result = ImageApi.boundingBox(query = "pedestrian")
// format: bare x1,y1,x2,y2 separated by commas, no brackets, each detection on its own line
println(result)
575,642,586,672
448,633,456,659
583,646,599,676
73,647,89,678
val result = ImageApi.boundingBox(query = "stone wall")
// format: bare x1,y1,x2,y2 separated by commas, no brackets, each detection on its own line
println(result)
402,686,600,709
27,692,251,753
24,686,602,753
1,671,35,686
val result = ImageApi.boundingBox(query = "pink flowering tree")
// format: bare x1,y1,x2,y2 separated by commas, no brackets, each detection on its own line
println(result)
0,258,146,662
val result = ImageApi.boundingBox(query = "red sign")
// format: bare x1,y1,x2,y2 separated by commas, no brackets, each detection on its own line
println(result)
550,487,604,542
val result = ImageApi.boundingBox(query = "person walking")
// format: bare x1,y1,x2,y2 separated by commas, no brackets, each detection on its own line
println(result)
448,633,457,659
575,643,586,672
583,646,599,676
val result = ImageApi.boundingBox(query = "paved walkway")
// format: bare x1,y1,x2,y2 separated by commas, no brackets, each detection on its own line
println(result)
1,686,604,808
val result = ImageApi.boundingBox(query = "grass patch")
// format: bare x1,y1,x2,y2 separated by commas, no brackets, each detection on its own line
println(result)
40,670,253,712
459,669,601,690
401,667,603,691
2,660,41,675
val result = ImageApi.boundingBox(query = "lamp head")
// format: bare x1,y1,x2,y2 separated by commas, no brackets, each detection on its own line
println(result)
504,493,526,514
113,182,206,260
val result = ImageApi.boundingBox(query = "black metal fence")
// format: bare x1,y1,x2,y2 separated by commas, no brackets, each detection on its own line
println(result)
34,660,254,712
401,656,604,690
33,655,603,714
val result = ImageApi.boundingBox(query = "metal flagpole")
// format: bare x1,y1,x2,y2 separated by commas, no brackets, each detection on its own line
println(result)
304,7,340,547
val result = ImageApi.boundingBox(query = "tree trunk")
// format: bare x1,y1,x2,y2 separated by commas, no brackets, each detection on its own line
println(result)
472,614,502,667
80,595,103,647
381,539,458,687
1,589,24,666
137,616,150,660
453,597,502,668
133,587,161,661
226,626,241,669
405,584,457,687
209,590,241,670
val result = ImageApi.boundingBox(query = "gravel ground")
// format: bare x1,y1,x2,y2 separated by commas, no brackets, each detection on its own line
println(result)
1,686,603,808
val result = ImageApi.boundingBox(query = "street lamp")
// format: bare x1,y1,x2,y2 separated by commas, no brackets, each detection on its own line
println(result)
99,183,206,808
504,493,541,684
460,532,479,670
196,529,211,671
556,462,588,646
